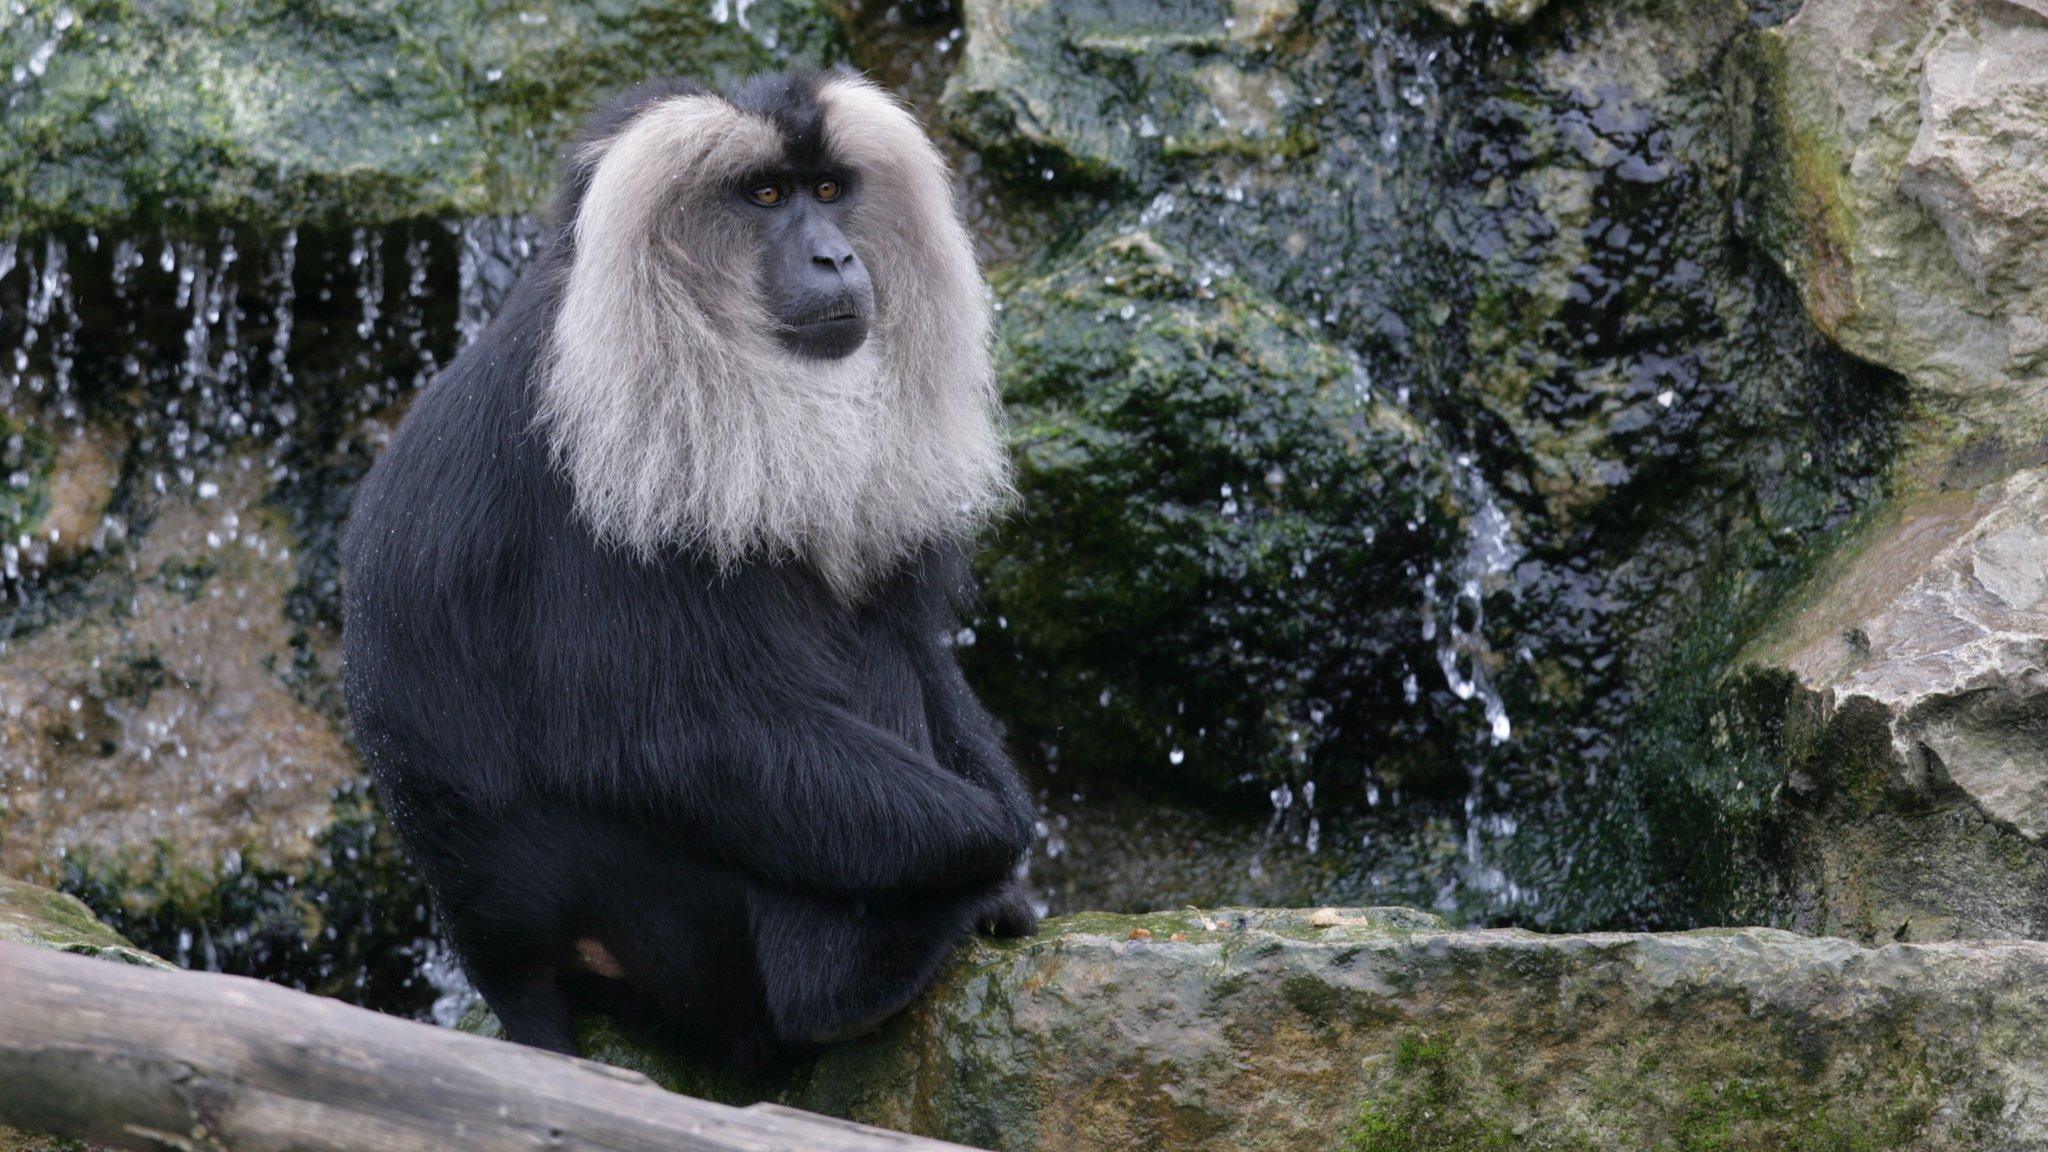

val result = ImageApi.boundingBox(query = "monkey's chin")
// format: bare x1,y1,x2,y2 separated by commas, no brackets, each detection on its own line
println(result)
778,317,870,361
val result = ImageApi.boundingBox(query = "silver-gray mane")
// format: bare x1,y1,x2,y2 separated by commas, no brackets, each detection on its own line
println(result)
536,76,1010,600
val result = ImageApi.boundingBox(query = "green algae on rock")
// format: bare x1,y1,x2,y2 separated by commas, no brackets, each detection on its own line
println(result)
0,0,844,234
0,873,169,967
943,0,1318,185
464,908,2048,1151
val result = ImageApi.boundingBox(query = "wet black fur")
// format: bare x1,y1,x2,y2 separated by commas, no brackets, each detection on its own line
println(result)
341,73,1037,1062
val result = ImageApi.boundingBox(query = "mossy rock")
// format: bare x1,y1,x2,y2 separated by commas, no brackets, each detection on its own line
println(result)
465,908,2048,1150
943,0,1321,186
973,228,1463,793
0,873,168,967
0,0,845,233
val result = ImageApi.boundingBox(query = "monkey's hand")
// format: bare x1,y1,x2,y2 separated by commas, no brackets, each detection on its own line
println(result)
977,878,1040,939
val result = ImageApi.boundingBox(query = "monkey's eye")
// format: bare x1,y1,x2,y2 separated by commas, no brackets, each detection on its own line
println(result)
814,178,843,203
746,182,785,207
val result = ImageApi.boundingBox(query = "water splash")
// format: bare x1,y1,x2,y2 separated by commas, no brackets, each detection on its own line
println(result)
350,227,384,343
399,232,437,388
0,219,519,608
413,936,482,1028
267,228,298,391
1426,463,1518,746
1421,459,1526,905
20,237,82,423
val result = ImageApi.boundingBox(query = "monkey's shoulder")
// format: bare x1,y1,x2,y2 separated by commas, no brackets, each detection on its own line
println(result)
346,372,548,591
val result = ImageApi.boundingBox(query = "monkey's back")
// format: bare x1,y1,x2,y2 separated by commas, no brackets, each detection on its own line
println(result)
341,259,559,821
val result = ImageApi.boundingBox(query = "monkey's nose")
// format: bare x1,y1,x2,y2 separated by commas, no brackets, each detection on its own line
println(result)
812,245,859,272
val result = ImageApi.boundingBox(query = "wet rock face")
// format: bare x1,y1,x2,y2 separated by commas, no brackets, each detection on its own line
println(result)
1742,0,2048,437
0,225,482,1007
482,909,2048,1151
974,231,1462,792
0,0,1925,948
0,467,355,882
951,0,1905,925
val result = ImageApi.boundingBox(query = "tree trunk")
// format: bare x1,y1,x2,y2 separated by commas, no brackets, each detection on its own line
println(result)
0,941,981,1152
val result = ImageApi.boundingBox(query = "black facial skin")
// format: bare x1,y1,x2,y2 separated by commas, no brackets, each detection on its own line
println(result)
746,171,875,360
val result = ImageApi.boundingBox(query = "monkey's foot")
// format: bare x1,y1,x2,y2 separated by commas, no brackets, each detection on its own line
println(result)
979,880,1040,939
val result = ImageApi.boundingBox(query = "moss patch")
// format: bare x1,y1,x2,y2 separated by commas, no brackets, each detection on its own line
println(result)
1344,1033,1517,1151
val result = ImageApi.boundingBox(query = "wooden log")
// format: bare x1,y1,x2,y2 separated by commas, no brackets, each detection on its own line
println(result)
0,940,983,1152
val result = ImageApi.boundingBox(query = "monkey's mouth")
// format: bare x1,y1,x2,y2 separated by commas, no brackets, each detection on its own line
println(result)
801,311,862,328
789,305,866,327
779,308,871,361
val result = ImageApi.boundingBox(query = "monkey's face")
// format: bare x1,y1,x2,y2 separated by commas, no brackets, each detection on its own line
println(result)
739,168,875,361
543,71,1010,587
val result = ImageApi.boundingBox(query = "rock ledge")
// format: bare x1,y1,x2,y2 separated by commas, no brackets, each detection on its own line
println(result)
475,907,2048,1151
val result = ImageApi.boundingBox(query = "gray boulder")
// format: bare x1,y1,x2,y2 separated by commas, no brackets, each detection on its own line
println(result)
1699,470,2048,942
1741,0,2048,438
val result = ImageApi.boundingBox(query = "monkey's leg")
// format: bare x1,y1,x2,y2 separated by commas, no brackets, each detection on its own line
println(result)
748,882,1014,1048
578,857,781,1063
440,881,578,1054
427,807,596,1056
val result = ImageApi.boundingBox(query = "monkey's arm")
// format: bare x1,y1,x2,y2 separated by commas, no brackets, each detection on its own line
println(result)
911,640,1035,824
520,567,1031,901
880,547,1036,822
671,699,1032,899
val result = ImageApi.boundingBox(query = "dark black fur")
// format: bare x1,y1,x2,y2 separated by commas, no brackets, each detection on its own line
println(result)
341,74,1037,1061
